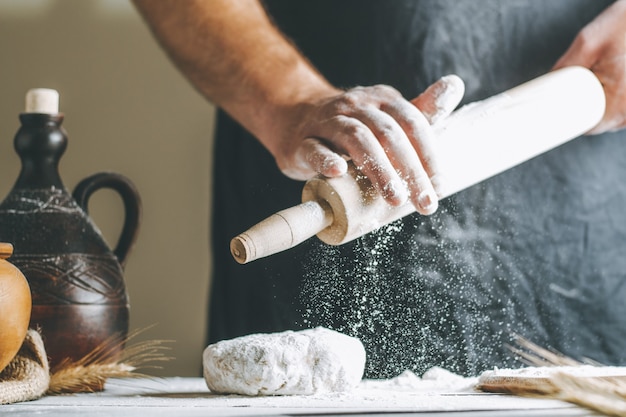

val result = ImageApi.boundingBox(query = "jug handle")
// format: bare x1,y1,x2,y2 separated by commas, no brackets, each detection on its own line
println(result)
72,172,142,268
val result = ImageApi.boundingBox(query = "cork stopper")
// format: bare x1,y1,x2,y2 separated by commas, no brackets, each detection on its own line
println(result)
25,88,59,114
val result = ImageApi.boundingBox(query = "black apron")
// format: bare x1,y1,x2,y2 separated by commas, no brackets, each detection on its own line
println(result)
209,0,626,378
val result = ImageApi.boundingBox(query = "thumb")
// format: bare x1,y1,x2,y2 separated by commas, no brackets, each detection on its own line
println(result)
411,74,465,124
552,31,599,71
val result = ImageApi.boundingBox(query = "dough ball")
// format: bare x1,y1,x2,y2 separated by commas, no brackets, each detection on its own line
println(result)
203,327,366,396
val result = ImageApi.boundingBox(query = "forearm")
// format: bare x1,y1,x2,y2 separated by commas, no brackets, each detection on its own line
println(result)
131,0,338,156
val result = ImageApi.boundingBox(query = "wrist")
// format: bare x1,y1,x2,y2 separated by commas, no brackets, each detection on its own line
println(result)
252,70,341,162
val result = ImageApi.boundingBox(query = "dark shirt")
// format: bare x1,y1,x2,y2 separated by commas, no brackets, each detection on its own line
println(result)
209,0,625,378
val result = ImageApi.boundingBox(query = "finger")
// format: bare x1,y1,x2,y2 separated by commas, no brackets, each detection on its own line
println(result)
411,75,465,124
403,76,465,201
380,91,446,205
552,31,598,70
313,114,410,206
294,137,349,177
586,57,626,134
355,106,439,214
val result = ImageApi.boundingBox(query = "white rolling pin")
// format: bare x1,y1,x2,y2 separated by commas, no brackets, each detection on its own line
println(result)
231,66,606,264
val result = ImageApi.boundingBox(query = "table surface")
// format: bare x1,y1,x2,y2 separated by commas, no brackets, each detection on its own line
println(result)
1,377,596,417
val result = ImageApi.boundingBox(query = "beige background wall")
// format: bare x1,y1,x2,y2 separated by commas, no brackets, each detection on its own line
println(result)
0,0,216,376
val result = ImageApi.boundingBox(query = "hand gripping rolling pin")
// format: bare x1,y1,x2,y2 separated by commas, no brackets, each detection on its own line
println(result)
231,66,606,264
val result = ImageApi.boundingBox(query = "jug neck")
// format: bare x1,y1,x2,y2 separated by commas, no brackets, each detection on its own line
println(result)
13,113,68,190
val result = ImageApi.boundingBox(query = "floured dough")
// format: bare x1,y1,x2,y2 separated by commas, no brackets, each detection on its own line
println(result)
203,327,366,396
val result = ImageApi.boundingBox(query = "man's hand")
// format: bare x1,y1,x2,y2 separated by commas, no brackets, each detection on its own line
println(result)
132,0,463,215
554,0,626,134
274,76,464,215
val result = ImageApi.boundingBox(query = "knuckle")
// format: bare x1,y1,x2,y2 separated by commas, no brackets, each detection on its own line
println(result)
407,117,435,141
372,84,402,98
377,123,401,143
328,115,371,141
344,121,371,139
329,93,359,114
406,174,431,192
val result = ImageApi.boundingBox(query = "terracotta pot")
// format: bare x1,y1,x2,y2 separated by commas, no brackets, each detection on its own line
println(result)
0,243,31,373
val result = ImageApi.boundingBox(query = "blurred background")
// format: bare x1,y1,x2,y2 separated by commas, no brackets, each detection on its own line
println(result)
0,0,215,376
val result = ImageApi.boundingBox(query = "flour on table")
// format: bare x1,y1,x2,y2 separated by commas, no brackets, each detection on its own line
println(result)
203,327,366,396
361,367,478,393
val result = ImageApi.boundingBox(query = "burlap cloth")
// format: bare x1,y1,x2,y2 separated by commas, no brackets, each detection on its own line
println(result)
0,329,50,404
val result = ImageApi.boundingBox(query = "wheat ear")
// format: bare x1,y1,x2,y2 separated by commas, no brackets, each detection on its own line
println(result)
47,328,173,394
508,335,626,417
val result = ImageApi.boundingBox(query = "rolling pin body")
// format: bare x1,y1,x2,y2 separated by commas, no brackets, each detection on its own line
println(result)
231,66,606,264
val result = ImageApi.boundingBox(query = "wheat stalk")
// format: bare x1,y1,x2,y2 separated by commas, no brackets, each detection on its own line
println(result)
47,328,173,394
504,335,626,417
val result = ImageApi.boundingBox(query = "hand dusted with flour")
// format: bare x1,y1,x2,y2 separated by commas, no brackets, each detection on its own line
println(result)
203,327,365,396
132,0,460,216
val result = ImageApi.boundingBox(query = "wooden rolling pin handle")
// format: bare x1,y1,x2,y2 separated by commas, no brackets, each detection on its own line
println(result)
230,200,334,264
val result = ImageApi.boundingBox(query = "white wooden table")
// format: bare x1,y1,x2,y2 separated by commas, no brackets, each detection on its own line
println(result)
1,377,595,416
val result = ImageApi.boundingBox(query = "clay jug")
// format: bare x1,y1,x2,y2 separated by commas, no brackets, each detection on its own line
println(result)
0,89,141,371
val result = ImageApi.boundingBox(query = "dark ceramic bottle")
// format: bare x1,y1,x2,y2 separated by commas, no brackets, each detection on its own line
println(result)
0,89,141,371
